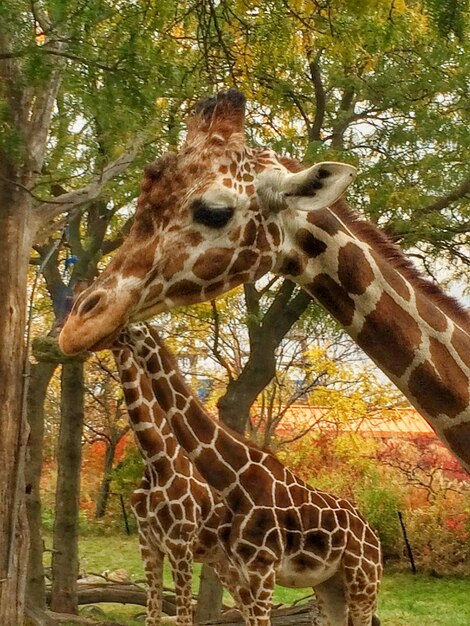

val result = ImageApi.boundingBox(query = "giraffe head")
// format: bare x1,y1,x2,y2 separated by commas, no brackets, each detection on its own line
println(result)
59,89,355,355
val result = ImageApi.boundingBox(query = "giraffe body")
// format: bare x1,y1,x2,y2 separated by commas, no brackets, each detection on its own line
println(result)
121,323,382,626
113,334,227,625
59,89,470,471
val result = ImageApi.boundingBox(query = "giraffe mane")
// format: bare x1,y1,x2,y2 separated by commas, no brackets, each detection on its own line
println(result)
332,199,470,331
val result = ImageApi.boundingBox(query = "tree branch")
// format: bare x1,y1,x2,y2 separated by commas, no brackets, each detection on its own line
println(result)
308,50,326,142
210,300,234,381
33,142,144,224
330,84,355,150
415,175,470,218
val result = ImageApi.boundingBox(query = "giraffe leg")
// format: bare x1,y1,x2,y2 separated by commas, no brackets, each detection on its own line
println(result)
237,567,275,626
347,608,380,626
313,571,348,626
138,526,164,626
167,544,195,626
212,561,242,605
344,562,381,626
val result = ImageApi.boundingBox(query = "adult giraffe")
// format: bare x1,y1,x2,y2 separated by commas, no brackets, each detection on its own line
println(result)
119,322,382,626
59,89,470,470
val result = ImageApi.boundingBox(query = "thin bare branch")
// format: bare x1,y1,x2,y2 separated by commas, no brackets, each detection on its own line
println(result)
210,300,234,381
415,175,470,217
33,142,144,224
308,50,326,142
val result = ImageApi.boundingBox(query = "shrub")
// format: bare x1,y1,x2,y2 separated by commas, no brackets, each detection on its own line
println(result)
404,498,470,575
355,483,404,560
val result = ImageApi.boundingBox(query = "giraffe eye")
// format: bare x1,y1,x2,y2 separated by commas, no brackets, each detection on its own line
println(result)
191,199,234,229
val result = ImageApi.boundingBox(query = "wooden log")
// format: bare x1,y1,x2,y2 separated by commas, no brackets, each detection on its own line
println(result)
200,602,320,626
46,583,176,615
25,605,124,626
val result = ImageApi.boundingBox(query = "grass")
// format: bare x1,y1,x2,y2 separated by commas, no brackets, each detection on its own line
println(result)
65,531,470,625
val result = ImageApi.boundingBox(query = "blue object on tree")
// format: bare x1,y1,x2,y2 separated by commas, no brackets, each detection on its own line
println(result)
64,255,79,271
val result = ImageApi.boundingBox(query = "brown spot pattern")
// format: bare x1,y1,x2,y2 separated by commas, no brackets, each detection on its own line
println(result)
267,222,281,247
230,249,259,274
193,248,234,281
308,208,346,235
338,243,375,295
229,226,241,242
408,338,469,418
255,255,274,279
451,326,470,369
278,251,306,277
166,279,202,300
171,413,199,454
357,293,422,377
216,433,250,471
415,292,448,332
145,282,163,301
255,227,269,251
239,466,273,506
308,274,356,327
296,228,327,258
241,220,257,247
161,252,189,281
443,422,470,466
186,231,203,247
371,253,411,301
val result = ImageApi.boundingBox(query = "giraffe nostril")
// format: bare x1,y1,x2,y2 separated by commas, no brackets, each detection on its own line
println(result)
78,291,105,317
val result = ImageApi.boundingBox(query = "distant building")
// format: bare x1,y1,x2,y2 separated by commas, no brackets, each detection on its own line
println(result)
250,404,436,441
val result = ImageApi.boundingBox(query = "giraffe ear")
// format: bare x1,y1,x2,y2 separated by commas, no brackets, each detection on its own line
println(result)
257,162,357,213
186,89,246,144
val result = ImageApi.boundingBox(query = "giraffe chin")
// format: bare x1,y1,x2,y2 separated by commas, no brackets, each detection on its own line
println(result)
88,326,126,352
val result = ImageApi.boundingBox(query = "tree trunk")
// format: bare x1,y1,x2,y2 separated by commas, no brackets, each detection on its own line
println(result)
195,564,224,622
0,178,35,625
50,361,85,613
217,285,311,433
26,360,57,609
95,442,116,519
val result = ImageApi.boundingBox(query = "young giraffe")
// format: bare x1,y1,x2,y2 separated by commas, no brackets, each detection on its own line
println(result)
112,329,228,626
59,89,470,472
122,322,382,626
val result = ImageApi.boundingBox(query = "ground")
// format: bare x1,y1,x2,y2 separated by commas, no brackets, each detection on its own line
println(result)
52,533,470,626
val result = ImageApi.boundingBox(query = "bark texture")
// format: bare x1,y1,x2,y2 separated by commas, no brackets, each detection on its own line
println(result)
95,442,117,519
50,361,85,613
195,565,224,622
217,282,310,433
26,360,57,609
0,178,35,624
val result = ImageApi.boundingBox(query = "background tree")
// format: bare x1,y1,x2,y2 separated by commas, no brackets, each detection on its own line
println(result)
82,354,130,519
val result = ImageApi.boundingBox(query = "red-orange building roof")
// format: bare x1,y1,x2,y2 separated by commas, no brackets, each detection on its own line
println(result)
252,405,436,439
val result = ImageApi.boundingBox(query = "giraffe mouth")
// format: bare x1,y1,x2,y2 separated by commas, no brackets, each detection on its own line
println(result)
88,325,126,352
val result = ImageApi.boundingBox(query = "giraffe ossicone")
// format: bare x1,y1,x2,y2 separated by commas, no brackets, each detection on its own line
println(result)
119,322,382,626
59,88,470,471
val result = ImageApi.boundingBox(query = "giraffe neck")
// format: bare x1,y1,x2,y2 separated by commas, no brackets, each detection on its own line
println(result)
126,325,257,497
113,345,185,473
276,200,470,469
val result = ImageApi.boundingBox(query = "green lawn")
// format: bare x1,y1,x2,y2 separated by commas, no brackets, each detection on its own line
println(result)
69,532,470,625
